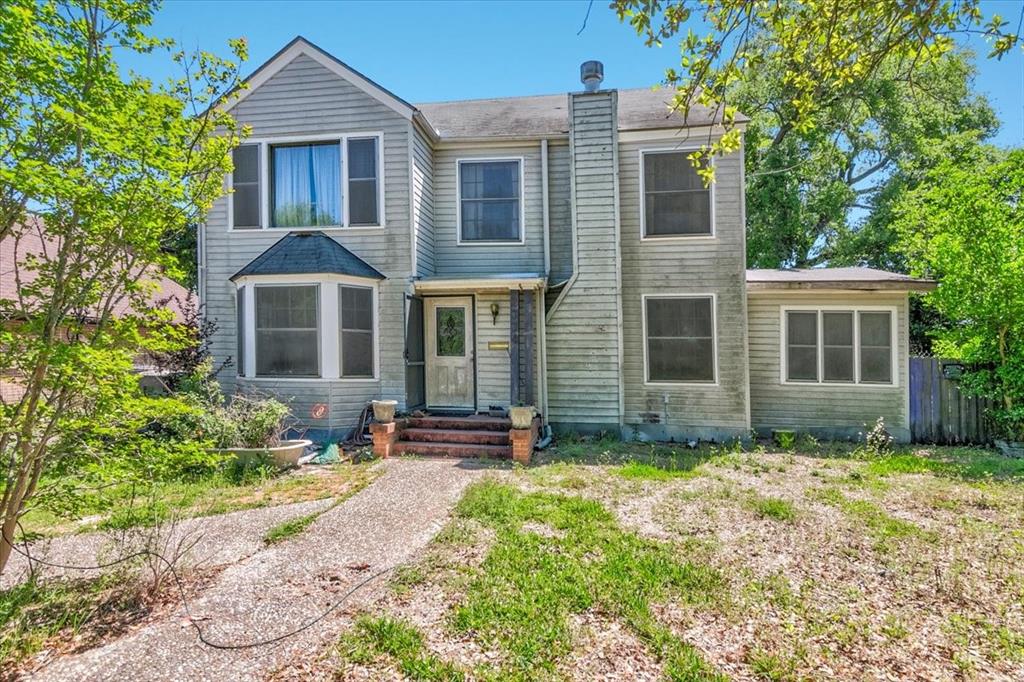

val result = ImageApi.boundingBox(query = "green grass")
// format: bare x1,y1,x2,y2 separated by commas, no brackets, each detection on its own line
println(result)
748,495,797,522
443,480,726,680
862,448,1024,482
0,572,144,666
263,509,324,544
809,487,932,549
617,460,702,481
340,615,464,681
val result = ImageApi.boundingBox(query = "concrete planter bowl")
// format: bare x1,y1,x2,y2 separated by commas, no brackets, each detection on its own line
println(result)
213,439,313,469
510,406,536,430
994,439,1024,459
372,400,398,423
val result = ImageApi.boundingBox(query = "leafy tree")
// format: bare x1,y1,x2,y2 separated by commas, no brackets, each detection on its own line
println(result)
739,48,997,269
613,0,1020,177
0,0,246,574
894,149,1024,437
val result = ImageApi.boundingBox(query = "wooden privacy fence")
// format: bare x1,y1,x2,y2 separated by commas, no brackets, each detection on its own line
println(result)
909,357,993,445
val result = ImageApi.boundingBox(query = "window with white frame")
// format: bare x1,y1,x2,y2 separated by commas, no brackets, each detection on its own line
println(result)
255,285,320,377
784,309,894,384
458,159,522,242
230,135,382,230
339,285,374,377
644,296,716,383
641,150,712,237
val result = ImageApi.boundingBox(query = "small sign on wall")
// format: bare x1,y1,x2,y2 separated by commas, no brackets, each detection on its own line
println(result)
311,403,328,419
487,341,510,351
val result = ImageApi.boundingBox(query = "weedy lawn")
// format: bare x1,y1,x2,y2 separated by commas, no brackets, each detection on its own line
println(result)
331,440,1024,681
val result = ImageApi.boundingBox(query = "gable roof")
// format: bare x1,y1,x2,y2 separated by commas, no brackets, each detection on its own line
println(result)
416,87,745,140
222,36,416,121
746,267,936,292
231,231,385,281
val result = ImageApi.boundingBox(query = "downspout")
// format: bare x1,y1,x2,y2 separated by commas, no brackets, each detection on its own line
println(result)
546,96,580,321
541,138,551,277
609,92,625,431
197,222,206,308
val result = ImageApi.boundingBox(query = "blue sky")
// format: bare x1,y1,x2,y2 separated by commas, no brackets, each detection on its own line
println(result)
130,0,1023,147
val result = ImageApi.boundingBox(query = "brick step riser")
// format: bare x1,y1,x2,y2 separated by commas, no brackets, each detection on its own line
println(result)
401,428,510,446
406,417,511,432
393,441,512,459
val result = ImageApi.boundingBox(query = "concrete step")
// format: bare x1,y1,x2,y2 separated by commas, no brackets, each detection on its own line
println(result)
393,440,512,459
402,428,510,446
407,416,511,432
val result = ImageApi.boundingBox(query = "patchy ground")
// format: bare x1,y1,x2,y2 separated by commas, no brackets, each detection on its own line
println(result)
327,442,1024,681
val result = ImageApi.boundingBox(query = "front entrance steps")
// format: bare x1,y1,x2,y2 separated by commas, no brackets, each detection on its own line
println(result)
394,415,513,459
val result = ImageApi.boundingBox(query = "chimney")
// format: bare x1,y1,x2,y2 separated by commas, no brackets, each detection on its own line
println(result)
580,60,604,92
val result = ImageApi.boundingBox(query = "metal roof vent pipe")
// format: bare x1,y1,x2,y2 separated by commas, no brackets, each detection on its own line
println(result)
580,60,604,92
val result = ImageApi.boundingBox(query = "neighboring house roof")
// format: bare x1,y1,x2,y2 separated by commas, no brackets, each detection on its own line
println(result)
231,231,386,281
746,267,937,292
0,217,190,322
416,87,744,140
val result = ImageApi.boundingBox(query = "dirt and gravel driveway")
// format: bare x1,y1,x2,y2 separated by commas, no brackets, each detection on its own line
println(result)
25,457,499,682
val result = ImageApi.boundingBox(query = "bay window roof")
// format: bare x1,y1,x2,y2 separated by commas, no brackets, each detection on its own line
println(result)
230,231,385,281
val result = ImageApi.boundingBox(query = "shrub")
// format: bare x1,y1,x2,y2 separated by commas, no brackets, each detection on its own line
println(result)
987,407,1024,442
865,417,895,454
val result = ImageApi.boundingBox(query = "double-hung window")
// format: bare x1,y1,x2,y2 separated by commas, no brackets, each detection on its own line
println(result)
255,285,320,377
458,159,522,242
784,309,894,384
229,135,382,230
640,150,713,238
339,285,374,377
644,295,717,383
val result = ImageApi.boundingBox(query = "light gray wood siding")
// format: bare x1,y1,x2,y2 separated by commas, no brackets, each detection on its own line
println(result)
432,144,546,275
747,291,910,438
618,139,750,438
412,125,435,276
545,92,623,429
547,141,573,283
202,53,413,431
474,292,541,410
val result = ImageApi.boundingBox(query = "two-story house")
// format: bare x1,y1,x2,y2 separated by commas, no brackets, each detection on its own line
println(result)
199,37,933,453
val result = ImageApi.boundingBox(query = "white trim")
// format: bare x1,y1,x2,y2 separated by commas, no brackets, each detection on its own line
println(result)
235,274,381,381
779,305,899,388
641,293,719,387
455,156,526,246
611,92,625,426
541,139,550,276
738,137,751,430
408,124,417,276
221,38,414,120
638,147,716,241
619,124,745,143
413,276,545,294
228,132,385,232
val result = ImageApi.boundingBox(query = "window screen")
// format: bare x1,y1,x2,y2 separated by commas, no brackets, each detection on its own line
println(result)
232,144,261,229
255,285,319,376
340,285,374,377
822,312,854,382
271,142,341,227
459,160,521,241
347,138,379,225
859,312,893,383
236,287,245,376
786,311,819,381
642,151,712,236
645,297,715,382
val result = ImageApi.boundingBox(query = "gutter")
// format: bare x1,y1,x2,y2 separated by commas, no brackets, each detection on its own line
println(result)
545,96,579,322
541,139,550,278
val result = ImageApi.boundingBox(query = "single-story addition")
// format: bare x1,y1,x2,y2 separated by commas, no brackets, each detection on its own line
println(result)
198,37,934,455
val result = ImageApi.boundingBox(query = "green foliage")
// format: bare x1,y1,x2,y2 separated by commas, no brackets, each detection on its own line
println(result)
895,149,1024,435
450,480,726,679
340,615,464,681
0,0,247,573
864,417,895,454
612,0,1019,181
748,495,797,522
617,460,700,481
263,511,322,545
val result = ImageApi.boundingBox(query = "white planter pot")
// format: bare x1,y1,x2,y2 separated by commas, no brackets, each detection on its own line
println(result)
214,439,312,469
372,400,398,423
510,405,535,430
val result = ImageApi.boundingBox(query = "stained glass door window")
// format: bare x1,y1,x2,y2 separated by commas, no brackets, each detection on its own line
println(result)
435,307,466,357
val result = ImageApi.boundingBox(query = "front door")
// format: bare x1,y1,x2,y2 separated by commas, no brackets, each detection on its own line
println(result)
425,297,475,410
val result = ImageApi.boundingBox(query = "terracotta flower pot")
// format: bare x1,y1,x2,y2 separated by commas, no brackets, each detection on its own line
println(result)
510,405,535,430
372,399,398,423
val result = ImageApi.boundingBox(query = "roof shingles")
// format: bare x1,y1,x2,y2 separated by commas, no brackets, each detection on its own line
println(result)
231,231,385,281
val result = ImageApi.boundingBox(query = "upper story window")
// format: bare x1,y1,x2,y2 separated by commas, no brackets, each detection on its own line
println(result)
784,308,895,385
458,159,523,243
640,150,713,238
644,295,717,383
230,135,383,231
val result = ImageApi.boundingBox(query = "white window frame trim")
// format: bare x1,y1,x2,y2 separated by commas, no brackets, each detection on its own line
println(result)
455,156,527,246
227,132,385,233
236,273,380,382
641,292,719,387
779,305,899,388
638,146,716,242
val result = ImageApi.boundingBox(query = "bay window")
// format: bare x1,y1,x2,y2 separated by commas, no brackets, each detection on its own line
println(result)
255,285,320,377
